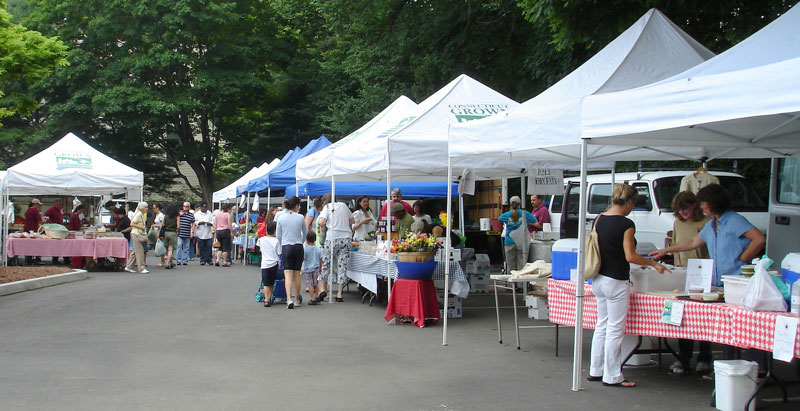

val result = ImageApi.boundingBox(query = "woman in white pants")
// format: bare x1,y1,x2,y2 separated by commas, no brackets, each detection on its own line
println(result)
589,184,667,387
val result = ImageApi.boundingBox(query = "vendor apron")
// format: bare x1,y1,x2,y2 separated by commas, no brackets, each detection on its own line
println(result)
508,210,529,261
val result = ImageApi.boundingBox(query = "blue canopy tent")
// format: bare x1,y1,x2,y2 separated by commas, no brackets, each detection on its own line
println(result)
241,136,332,195
286,181,459,198
236,148,296,196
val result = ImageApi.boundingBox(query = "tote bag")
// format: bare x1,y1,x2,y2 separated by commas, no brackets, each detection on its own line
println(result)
583,216,602,280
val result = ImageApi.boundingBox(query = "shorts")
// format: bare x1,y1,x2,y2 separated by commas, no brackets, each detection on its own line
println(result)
216,229,232,253
282,243,304,271
303,269,319,288
163,231,178,249
261,265,279,287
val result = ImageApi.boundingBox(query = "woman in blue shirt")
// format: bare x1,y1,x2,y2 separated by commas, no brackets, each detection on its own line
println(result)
498,196,537,272
651,184,765,286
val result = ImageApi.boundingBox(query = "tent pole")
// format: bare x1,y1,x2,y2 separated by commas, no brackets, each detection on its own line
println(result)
386,169,392,299
443,156,453,346
572,139,589,392
244,193,250,265
2,188,8,266
329,175,335,304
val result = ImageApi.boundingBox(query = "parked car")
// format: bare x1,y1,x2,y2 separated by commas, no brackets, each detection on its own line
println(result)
547,171,768,249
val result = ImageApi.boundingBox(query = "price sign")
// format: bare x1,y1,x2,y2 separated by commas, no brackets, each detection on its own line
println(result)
527,168,563,195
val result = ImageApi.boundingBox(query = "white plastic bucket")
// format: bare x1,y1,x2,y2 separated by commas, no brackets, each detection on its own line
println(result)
479,218,491,231
714,360,757,411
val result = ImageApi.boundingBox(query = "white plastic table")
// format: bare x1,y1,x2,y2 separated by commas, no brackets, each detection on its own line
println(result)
490,274,551,350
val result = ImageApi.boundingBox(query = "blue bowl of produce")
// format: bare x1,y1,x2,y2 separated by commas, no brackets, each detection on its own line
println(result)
394,259,438,280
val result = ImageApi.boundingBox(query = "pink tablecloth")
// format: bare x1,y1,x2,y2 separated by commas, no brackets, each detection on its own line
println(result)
7,238,130,260
547,279,800,358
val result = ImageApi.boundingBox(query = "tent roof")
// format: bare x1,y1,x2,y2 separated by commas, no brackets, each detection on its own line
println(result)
296,96,417,181
242,136,332,194
328,74,536,181
286,181,459,198
580,3,800,159
448,9,714,166
3,132,143,196
213,158,280,203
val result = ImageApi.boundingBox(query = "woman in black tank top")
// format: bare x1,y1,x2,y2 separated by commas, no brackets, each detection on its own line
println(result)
589,184,668,388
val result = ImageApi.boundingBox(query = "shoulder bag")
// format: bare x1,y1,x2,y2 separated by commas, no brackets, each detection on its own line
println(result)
584,215,602,280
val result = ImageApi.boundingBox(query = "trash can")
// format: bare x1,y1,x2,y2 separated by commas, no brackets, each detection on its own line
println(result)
714,360,758,411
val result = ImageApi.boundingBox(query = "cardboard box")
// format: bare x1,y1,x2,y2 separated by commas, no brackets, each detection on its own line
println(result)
470,273,489,293
438,295,463,318
526,295,549,319
466,254,490,275
435,248,462,262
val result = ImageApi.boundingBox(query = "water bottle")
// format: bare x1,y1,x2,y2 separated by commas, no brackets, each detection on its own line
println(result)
791,280,800,315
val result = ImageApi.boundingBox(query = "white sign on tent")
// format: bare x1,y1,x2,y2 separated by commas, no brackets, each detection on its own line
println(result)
527,169,563,196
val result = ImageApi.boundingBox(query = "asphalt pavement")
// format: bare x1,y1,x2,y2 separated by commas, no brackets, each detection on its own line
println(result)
1,255,797,410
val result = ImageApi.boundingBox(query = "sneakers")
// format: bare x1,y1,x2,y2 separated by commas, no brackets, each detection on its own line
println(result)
696,362,710,373
669,360,684,374
295,295,303,306
308,299,318,306
287,299,294,309
124,268,136,273
200,262,205,266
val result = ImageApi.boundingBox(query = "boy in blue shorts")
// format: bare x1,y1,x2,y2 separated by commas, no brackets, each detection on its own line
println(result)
302,231,322,306
258,222,281,307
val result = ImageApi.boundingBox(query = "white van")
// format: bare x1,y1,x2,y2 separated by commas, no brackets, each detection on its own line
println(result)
768,158,800,263
547,171,768,249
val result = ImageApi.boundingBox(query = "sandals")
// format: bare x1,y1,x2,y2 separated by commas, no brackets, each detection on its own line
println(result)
603,380,636,387
263,301,271,307
587,375,602,382
335,297,344,302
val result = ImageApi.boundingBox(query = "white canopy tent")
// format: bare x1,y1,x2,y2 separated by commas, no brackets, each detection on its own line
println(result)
446,9,722,391
296,95,417,182
316,74,533,182
448,9,714,166
580,4,800,159
213,158,280,204
1,132,145,264
563,4,800,393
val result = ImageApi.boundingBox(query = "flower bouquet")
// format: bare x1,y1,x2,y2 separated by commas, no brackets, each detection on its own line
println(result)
392,232,442,262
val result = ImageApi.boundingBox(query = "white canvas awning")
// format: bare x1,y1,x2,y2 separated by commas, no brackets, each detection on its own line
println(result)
213,158,280,204
2,132,144,197
580,4,800,159
296,96,417,182
448,9,715,166
320,74,533,182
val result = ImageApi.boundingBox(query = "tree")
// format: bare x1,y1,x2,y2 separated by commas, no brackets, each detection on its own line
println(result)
22,0,297,204
516,0,794,53
0,1,67,131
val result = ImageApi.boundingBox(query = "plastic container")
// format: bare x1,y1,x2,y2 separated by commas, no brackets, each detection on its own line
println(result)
490,218,503,232
551,239,579,280
791,280,800,315
721,275,751,306
394,260,438,280
780,253,800,289
714,360,757,411
479,218,491,231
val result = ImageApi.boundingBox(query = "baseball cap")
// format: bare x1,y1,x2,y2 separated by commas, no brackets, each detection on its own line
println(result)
509,196,521,205
391,202,404,213
31,198,42,205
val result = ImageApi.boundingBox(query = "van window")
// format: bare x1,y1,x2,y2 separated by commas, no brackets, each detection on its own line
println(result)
632,182,652,211
653,176,766,212
589,184,611,214
777,157,800,205
550,194,563,213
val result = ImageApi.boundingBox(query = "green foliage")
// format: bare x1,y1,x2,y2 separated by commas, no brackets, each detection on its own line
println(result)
0,3,67,126
516,0,794,52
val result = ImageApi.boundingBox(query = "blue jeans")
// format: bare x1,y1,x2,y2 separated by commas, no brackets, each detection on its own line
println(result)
197,238,212,264
188,237,196,259
177,236,191,263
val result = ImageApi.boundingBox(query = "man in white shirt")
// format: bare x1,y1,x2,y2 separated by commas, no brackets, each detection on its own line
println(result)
194,202,215,265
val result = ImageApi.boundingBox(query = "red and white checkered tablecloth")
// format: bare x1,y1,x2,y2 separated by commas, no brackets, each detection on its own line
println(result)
547,279,800,358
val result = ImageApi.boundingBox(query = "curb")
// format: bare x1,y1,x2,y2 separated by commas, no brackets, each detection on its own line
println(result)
0,269,89,297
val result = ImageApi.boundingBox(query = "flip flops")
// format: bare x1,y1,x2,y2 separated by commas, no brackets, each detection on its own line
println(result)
603,380,636,387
